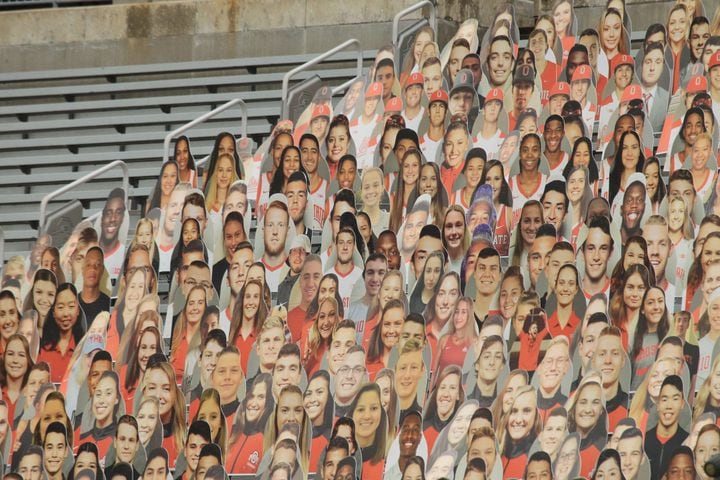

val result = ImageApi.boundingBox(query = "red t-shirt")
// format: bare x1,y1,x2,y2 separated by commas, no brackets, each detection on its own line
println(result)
38,337,76,383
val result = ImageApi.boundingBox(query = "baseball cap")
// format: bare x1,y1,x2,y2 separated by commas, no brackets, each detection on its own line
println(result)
549,82,571,99
237,137,256,157
710,51,720,70
429,89,449,105
405,72,424,88
513,64,535,86
611,54,634,73
452,69,476,92
83,333,106,355
687,75,708,94
485,88,504,103
365,82,383,98
572,65,592,82
620,84,643,103
385,97,403,113
290,234,311,253
311,104,331,119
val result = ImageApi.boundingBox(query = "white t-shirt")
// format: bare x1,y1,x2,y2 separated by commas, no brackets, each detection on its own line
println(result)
103,243,125,280
403,106,425,133
420,133,442,164
697,335,716,391
474,129,504,160
308,178,329,231
262,257,289,295
350,116,381,170
329,264,363,312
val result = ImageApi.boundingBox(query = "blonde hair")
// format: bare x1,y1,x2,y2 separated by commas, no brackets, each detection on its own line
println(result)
693,355,720,422
668,196,695,241
205,154,239,211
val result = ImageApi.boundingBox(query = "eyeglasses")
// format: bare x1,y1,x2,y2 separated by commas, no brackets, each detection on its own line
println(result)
338,365,365,376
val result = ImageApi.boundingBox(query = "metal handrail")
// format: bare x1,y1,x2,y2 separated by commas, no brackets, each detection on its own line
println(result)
162,98,248,164
392,1,437,47
39,160,129,232
281,39,364,120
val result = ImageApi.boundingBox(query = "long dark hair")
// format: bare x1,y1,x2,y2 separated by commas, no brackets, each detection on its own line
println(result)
591,448,626,480
228,280,268,346
40,283,85,350
68,442,106,480
147,161,179,211
173,135,196,170
643,156,666,206
124,323,162,393
609,236,656,299
609,131,645,204
563,136,599,185
631,287,670,363
269,146,306,195
479,159,512,207
305,370,334,435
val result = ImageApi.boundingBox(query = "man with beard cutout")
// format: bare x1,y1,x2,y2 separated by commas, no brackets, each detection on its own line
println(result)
328,226,363,311
261,200,290,294
277,235,310,311
100,188,127,280
299,134,329,231
620,179,646,244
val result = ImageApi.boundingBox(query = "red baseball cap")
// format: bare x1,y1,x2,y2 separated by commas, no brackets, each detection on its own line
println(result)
429,89,449,105
687,75,708,94
485,88,504,103
710,51,720,70
549,82,571,99
366,82,383,98
405,72,424,88
385,97,403,112
572,65,592,82
611,54,634,73
621,84,643,103
311,103,331,119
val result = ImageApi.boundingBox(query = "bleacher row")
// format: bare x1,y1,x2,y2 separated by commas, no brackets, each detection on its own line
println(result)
0,50,377,258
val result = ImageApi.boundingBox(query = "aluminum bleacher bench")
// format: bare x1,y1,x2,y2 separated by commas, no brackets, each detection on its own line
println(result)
0,68,360,101
0,51,377,84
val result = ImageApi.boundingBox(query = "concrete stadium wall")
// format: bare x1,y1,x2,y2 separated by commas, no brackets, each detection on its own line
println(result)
0,0,717,72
